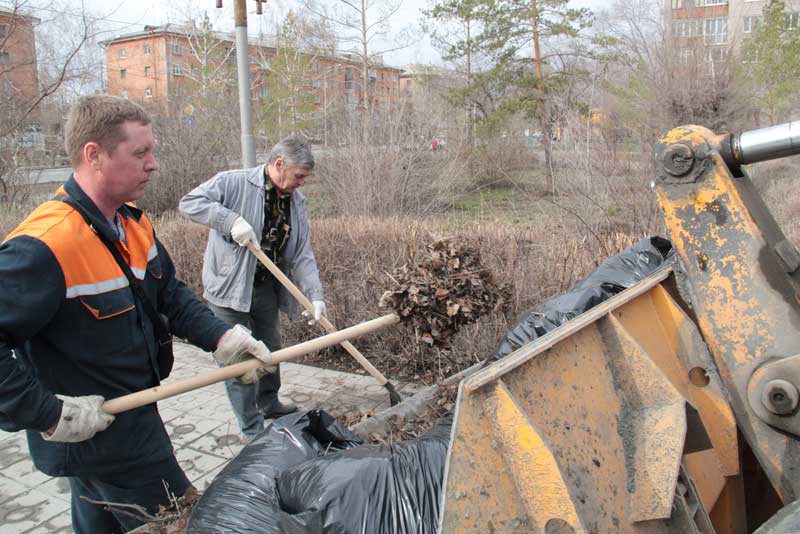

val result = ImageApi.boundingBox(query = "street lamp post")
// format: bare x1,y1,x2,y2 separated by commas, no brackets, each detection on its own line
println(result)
219,0,262,168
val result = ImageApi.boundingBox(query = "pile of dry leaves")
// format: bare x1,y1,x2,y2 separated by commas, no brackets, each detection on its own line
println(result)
380,238,510,346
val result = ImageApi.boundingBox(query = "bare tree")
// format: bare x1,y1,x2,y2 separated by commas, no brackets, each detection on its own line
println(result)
0,0,103,204
597,0,750,147
138,15,242,214
300,0,415,138
251,12,322,144
180,13,237,99
0,0,98,140
422,0,500,146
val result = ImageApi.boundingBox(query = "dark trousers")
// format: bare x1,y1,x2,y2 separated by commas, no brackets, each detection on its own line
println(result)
207,278,283,440
67,455,190,534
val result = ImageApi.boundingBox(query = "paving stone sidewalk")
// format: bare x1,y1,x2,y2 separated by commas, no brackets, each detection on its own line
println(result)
0,341,422,533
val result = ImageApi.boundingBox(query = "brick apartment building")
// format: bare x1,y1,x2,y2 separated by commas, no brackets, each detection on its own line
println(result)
728,0,800,46
102,24,404,126
0,6,42,147
399,66,465,144
667,0,730,61
666,0,800,59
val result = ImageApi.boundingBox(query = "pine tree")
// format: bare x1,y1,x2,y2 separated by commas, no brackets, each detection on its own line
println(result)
742,0,800,123
425,0,595,193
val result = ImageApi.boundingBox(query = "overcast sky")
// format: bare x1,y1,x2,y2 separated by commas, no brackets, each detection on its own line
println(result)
88,0,448,67
7,0,613,68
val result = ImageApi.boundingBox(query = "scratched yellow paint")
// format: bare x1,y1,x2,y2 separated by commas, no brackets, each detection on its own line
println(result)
641,285,740,477
657,148,775,366
491,382,587,533
658,126,711,146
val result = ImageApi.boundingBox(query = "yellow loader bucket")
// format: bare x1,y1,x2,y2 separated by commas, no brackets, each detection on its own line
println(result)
440,268,741,533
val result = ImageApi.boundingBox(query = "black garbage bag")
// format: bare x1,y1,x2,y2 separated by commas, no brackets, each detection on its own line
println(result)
491,236,674,361
187,410,362,534
276,416,452,534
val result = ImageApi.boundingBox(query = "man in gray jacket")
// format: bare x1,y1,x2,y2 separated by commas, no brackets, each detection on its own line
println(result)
179,136,325,440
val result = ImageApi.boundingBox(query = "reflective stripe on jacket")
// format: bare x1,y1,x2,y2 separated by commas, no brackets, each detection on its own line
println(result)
0,176,229,478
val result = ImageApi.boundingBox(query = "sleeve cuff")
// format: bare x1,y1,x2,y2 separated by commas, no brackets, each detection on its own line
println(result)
219,210,239,235
36,396,62,433
203,321,232,353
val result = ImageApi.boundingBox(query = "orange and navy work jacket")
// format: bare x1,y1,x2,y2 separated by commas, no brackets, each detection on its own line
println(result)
0,177,228,478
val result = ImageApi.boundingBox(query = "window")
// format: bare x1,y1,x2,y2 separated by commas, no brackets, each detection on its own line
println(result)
143,44,151,55
144,66,151,76
119,48,127,58
0,24,8,38
120,68,127,79
313,79,321,88
672,19,702,37
0,52,8,65
390,74,398,82
171,41,183,55
672,0,683,8
704,0,727,6
145,87,153,98
121,90,129,99
743,15,760,32
21,123,42,148
259,86,270,99
313,94,321,104
171,64,182,76
786,12,799,29
704,18,727,44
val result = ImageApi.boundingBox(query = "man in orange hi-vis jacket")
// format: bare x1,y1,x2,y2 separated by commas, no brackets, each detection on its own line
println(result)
0,95,274,534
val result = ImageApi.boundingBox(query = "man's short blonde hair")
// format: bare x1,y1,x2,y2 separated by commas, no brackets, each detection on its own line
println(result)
64,95,151,167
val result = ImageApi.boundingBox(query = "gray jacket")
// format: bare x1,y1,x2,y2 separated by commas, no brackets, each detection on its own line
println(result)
179,164,324,315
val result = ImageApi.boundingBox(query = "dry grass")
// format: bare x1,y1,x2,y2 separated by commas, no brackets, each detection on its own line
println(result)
163,215,649,383
3,157,795,384
137,212,647,383
0,171,662,384
151,212,210,298
751,159,800,245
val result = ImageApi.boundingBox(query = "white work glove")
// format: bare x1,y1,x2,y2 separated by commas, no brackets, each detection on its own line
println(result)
214,325,276,384
43,395,115,443
230,216,258,247
302,300,327,326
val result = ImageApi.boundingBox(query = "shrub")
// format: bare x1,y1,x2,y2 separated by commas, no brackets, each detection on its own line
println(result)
155,213,646,383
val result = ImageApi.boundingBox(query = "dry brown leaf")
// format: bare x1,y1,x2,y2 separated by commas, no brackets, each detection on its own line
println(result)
380,238,510,347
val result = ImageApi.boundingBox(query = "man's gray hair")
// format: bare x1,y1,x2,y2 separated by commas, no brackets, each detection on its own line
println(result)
268,136,314,170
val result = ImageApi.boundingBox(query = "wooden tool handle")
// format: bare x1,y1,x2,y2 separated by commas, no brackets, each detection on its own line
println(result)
102,313,399,415
246,242,390,385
